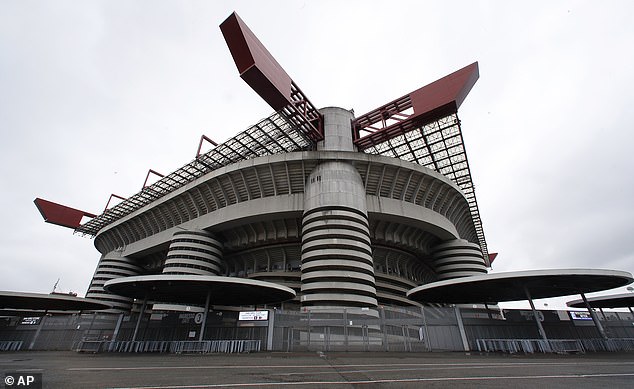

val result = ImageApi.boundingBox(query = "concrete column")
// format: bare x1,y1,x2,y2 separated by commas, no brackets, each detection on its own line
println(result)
581,293,608,340
28,314,47,350
266,309,275,351
111,313,124,342
454,305,470,351
524,286,549,344
421,306,431,351
300,107,377,309
198,289,212,341
131,296,147,342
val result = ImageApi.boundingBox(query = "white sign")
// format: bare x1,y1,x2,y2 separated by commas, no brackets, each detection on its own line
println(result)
569,311,593,321
238,311,269,321
19,317,41,325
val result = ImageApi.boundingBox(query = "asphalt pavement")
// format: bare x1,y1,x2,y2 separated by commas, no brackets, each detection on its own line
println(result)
2,350,634,388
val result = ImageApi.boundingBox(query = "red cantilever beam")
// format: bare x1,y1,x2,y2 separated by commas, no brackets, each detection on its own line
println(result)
34,198,97,229
220,12,323,142
353,62,479,149
220,12,293,111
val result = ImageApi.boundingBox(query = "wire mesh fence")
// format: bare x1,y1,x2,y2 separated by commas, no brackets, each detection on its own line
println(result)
271,306,461,352
2,307,634,353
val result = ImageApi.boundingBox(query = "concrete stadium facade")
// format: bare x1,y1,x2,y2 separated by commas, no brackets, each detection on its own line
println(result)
85,107,488,313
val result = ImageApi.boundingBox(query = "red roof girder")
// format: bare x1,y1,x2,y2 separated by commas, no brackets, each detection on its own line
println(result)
34,198,96,229
220,12,323,142
353,62,479,150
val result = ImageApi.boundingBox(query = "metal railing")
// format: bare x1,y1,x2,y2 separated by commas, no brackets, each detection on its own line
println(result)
476,338,634,354
580,338,634,352
76,340,261,354
476,339,582,353
0,341,23,351
476,339,555,354
171,340,261,353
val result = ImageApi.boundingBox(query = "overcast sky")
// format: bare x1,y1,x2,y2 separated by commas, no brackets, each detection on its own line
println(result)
1,1,633,310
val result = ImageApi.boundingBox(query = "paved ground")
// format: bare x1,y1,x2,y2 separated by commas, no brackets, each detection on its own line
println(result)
1,350,634,388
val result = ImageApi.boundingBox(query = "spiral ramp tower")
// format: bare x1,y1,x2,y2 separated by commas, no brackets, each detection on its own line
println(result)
431,239,488,280
162,230,223,276
85,252,143,313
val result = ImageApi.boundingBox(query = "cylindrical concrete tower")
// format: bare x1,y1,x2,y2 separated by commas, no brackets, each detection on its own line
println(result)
300,107,377,308
148,229,224,312
431,239,487,280
162,229,223,275
86,252,144,312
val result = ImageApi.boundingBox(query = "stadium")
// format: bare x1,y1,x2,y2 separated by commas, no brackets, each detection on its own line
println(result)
19,13,633,354
38,13,489,315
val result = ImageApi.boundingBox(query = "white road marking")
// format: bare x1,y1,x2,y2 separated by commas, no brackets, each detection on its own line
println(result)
11,369,45,372
108,373,634,389
271,363,595,376
68,360,634,371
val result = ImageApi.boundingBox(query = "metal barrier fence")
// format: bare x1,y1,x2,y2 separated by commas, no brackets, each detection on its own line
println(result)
5,309,634,353
476,339,553,353
476,339,585,353
171,340,261,353
581,338,634,352
272,306,452,352
0,341,23,351
476,338,634,354
76,339,261,354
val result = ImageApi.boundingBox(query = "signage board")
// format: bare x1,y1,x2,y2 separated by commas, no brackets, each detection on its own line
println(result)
569,311,593,321
238,311,269,321
20,317,41,325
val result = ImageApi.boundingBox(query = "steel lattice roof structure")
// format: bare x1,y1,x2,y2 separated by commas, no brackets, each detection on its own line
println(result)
70,106,487,262
357,112,487,261
37,12,489,264
74,112,314,236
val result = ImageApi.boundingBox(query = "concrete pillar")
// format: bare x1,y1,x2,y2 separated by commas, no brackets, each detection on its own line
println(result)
581,293,608,340
454,305,470,351
524,286,549,346
111,313,124,342
198,289,212,341
266,309,275,351
300,107,377,309
28,314,47,350
131,296,148,342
